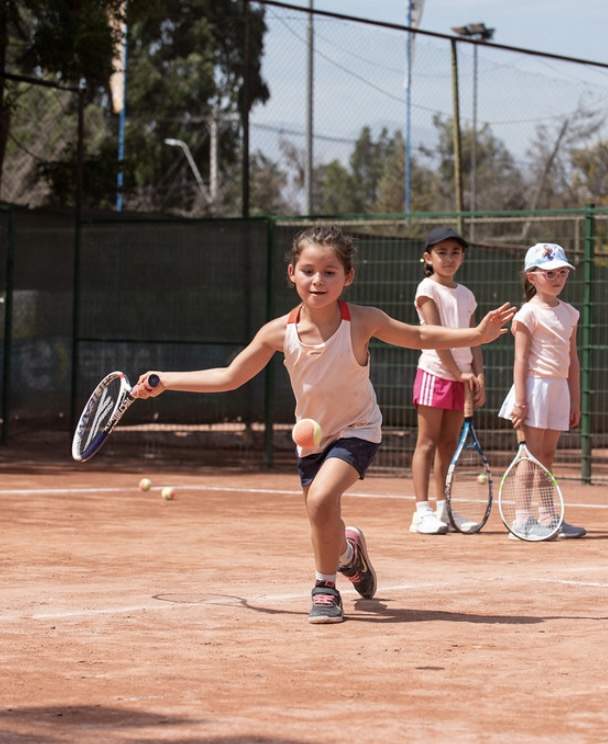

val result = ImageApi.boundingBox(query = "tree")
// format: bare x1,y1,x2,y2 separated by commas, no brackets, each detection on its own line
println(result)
249,150,297,216
1,1,269,212
0,0,129,196
570,140,608,208
420,114,526,213
524,107,603,211
121,0,269,214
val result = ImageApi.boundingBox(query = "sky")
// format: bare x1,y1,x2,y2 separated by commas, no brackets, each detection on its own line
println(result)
250,0,608,175
283,0,608,69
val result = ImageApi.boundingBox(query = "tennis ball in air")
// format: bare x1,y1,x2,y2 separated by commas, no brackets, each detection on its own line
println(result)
139,478,152,492
161,486,175,500
292,418,323,448
477,473,488,485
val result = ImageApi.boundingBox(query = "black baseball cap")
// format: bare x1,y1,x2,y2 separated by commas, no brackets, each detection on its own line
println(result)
424,226,468,251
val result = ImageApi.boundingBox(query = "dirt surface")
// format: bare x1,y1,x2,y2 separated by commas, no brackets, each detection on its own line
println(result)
1,438,607,743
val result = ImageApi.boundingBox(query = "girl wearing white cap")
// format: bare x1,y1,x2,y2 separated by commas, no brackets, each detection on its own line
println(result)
499,243,586,539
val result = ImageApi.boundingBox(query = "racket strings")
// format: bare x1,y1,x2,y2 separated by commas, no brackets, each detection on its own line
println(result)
74,379,122,457
448,445,492,532
500,458,559,537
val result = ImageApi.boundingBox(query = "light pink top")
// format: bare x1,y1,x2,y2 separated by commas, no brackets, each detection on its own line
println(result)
283,301,382,456
512,300,579,378
415,277,477,381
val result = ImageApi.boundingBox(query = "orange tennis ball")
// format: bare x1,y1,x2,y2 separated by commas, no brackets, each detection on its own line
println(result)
292,418,322,448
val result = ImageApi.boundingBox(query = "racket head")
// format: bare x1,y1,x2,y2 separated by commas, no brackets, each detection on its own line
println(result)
445,425,493,534
498,437,565,542
71,371,133,462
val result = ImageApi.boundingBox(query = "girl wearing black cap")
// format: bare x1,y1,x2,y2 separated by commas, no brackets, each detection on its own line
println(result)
410,226,485,535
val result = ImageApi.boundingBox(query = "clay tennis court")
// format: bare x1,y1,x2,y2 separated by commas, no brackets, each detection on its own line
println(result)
1,437,607,743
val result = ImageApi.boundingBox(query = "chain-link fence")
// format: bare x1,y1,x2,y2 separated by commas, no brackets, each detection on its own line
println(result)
2,205,607,481
2,4,608,217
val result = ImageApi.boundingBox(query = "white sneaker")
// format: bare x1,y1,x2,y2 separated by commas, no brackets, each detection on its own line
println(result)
540,517,586,539
508,517,555,541
439,509,479,534
410,510,448,535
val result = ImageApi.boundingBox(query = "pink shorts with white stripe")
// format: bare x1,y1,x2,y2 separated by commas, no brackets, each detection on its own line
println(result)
413,368,465,411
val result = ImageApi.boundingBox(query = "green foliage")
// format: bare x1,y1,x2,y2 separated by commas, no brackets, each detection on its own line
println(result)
1,0,269,211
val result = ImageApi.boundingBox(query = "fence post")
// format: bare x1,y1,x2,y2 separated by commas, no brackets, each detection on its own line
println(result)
580,203,594,483
1,207,14,443
263,217,276,467
70,84,86,433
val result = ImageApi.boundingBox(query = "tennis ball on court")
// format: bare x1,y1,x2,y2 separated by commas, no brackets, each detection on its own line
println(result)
477,473,488,485
292,418,323,448
139,478,152,492
161,486,175,500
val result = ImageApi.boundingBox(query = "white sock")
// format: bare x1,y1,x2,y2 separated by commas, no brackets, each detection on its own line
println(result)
436,499,447,516
339,542,354,567
416,500,433,513
538,507,555,521
315,571,337,584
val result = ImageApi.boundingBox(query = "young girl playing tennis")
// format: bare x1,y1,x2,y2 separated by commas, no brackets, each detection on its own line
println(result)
134,226,514,623
409,226,485,535
499,242,586,539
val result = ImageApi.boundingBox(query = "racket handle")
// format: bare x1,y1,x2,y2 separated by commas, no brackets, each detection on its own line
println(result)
146,373,160,389
464,384,474,418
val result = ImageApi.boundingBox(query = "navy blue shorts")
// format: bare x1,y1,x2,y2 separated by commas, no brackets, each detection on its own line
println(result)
296,437,381,487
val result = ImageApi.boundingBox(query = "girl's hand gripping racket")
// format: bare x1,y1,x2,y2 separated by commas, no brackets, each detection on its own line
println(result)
445,385,493,534
72,371,159,462
498,428,564,541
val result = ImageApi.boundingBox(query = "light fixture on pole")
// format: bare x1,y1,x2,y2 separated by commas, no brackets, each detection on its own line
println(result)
451,23,495,239
164,138,209,200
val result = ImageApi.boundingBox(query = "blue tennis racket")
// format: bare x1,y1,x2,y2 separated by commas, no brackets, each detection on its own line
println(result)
445,385,493,534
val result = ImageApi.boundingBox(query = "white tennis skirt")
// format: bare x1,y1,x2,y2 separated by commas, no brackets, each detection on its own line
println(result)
498,377,571,431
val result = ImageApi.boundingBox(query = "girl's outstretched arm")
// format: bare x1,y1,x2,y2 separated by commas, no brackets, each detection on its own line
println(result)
356,302,515,350
131,315,286,398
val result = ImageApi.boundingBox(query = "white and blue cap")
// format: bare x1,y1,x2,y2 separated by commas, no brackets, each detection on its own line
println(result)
524,243,575,272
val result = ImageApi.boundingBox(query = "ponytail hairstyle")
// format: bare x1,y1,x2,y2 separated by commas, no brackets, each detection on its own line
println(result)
522,270,536,302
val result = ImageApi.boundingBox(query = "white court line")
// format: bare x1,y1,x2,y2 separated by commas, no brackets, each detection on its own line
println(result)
0,583,417,622
0,483,606,510
2,575,605,623
532,579,608,588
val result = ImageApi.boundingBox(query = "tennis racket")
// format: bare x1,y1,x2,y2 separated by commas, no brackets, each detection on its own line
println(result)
498,428,564,541
445,385,492,534
72,370,159,462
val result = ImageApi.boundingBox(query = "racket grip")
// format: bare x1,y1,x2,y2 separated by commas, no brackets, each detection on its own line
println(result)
146,373,161,389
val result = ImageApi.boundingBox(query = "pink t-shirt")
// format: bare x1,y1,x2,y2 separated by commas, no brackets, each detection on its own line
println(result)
511,300,579,379
415,277,477,381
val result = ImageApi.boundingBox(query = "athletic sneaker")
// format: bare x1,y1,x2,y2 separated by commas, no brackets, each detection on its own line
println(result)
338,526,377,599
508,516,555,541
540,517,587,539
308,582,343,624
410,510,448,535
437,508,478,534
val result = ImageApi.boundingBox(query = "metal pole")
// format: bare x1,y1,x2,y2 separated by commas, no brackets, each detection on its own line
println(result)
164,138,208,198
451,24,495,239
116,2,128,211
305,0,314,215
209,108,219,202
450,40,464,235
241,0,250,218
580,204,595,483
405,0,412,214
471,43,478,241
